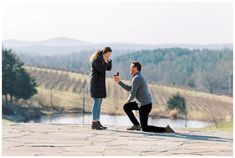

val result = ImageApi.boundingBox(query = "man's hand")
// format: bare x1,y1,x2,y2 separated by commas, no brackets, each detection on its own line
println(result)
113,75,120,83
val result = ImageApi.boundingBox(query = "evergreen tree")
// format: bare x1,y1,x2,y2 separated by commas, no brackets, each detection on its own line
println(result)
2,48,38,104
14,68,38,101
167,92,188,127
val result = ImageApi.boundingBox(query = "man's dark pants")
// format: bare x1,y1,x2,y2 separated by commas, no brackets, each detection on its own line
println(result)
123,102,166,132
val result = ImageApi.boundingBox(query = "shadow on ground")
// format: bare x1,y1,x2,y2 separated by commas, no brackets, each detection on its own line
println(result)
107,128,233,143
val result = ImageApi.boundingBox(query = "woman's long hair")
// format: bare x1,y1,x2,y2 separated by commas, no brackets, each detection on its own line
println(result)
90,47,112,62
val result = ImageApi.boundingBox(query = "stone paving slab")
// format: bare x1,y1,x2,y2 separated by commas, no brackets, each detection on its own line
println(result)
2,123,233,156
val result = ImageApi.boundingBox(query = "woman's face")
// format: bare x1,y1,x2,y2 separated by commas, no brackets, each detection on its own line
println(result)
103,52,112,59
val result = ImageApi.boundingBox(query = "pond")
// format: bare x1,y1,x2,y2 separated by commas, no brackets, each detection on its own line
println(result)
28,113,213,128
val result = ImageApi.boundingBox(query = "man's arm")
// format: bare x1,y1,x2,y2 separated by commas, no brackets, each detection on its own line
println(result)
125,77,139,103
118,81,131,91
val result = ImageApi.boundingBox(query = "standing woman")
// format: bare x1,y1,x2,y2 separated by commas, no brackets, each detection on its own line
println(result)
89,47,112,130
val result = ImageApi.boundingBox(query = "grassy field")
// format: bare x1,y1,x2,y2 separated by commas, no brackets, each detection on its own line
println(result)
2,119,14,124
201,121,233,132
24,66,233,123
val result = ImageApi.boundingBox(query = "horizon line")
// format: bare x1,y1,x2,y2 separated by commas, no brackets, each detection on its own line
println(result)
2,37,233,46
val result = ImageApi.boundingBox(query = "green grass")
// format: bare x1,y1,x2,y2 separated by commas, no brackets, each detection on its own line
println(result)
2,118,15,123
199,121,233,132
177,121,233,132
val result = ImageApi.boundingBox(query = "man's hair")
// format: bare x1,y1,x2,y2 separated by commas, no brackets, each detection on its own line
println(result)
131,61,141,71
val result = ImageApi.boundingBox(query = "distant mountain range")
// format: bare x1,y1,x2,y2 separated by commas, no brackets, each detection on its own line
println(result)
3,37,93,47
3,37,233,56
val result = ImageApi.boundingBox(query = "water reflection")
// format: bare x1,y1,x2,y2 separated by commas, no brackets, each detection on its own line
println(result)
29,113,212,128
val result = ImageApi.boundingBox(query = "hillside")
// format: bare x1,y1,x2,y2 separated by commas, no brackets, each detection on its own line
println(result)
15,47,233,96
24,66,233,122
114,48,233,95
3,37,232,56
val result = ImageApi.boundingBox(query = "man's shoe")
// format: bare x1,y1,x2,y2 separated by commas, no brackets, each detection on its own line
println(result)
127,125,141,131
165,125,175,133
97,121,107,129
91,121,103,130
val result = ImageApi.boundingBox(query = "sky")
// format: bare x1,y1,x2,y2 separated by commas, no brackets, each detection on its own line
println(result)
2,0,233,44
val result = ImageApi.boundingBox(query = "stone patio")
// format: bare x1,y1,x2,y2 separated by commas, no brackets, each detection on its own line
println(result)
2,123,233,156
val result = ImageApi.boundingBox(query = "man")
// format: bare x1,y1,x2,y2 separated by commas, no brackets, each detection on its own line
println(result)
113,61,175,133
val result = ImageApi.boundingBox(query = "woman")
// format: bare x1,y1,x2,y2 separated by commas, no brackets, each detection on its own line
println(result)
89,47,112,130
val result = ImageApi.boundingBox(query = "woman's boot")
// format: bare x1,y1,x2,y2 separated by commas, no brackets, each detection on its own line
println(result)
97,121,107,129
91,121,103,130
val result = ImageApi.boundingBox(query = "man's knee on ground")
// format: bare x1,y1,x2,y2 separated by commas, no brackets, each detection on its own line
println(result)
123,103,129,112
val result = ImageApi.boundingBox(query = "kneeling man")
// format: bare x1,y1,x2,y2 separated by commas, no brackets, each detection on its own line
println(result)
113,61,174,133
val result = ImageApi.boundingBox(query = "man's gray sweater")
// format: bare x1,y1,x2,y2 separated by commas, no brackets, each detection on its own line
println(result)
118,71,152,107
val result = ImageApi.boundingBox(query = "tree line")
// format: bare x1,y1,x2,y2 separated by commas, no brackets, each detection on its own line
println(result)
115,48,233,95
16,47,233,95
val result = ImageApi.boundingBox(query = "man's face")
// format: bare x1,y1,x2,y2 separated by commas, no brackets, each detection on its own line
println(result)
130,64,137,75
